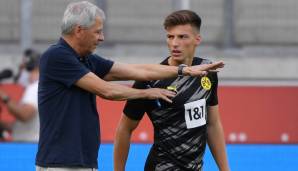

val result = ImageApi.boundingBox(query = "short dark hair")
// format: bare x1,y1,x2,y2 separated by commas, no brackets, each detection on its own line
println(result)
23,48,40,71
163,10,201,32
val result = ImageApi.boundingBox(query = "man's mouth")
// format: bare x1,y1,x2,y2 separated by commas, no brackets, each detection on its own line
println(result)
172,50,182,56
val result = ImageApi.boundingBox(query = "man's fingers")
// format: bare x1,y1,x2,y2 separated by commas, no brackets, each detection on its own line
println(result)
162,90,176,98
160,95,173,103
209,61,225,69
187,61,225,77
208,70,219,73
201,61,225,70
190,61,225,74
159,89,176,103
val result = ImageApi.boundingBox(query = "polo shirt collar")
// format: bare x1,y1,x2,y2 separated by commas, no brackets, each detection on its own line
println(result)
58,37,89,62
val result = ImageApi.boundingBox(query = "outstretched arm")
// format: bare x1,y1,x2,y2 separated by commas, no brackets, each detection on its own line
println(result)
207,105,230,171
114,114,140,171
103,61,224,81
75,72,176,102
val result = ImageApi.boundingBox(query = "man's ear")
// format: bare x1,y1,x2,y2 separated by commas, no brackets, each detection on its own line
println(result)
73,25,83,38
195,34,202,46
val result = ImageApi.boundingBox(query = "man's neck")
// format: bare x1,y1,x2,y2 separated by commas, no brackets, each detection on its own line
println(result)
168,56,194,66
62,36,86,57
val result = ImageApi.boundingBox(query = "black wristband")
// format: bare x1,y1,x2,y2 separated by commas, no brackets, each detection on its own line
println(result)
1,95,10,104
178,64,187,77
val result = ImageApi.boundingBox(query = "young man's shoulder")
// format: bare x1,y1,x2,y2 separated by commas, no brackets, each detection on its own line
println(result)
193,57,213,65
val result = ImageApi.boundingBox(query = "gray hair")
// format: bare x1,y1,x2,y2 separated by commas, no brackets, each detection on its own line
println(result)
61,1,105,35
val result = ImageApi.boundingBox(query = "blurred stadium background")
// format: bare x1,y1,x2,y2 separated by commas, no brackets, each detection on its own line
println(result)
0,0,297,170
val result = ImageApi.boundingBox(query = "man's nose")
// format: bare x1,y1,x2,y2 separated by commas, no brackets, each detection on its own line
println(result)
98,33,104,42
172,37,179,46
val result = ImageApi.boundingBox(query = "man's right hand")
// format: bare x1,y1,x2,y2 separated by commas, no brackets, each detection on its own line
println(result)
143,88,176,103
184,61,225,77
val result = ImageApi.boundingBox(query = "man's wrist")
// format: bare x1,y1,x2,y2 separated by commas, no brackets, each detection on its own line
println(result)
178,64,188,76
182,66,190,76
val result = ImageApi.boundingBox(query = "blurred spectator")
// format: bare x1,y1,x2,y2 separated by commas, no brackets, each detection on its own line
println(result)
14,49,37,87
0,49,40,142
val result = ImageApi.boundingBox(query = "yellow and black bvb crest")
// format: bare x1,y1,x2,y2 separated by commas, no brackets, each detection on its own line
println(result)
201,76,212,90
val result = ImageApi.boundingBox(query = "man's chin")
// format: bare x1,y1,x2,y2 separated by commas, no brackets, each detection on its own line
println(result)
171,55,184,61
90,47,97,54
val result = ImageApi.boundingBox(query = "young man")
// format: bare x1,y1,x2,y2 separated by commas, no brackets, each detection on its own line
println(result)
35,2,224,171
114,10,230,171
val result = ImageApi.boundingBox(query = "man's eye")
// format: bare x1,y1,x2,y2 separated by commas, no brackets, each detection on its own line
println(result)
179,35,187,39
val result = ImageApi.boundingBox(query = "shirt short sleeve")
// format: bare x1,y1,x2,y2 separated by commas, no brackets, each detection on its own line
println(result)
208,72,218,106
89,54,114,78
42,48,89,88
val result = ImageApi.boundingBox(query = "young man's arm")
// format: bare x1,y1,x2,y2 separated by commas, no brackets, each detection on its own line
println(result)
75,72,176,102
114,115,140,171
103,61,224,81
207,105,230,171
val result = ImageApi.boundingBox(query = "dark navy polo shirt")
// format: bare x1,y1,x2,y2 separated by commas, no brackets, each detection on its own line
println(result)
36,38,114,168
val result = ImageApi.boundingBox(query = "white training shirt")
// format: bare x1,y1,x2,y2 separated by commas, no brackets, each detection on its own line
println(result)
12,80,39,142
